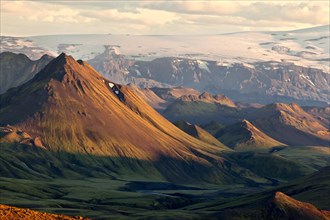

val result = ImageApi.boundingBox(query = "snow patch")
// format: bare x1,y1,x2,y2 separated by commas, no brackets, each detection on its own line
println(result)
242,63,255,69
197,60,210,72
108,82,115,88
299,74,315,86
135,69,142,76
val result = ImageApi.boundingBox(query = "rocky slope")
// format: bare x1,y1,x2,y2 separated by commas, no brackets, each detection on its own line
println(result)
128,59,329,106
0,204,89,220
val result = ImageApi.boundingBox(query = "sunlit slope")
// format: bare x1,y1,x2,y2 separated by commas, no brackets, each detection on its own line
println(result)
251,103,330,146
0,53,243,183
216,119,286,150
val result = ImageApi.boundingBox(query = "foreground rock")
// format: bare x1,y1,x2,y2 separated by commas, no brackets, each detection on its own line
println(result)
0,204,89,220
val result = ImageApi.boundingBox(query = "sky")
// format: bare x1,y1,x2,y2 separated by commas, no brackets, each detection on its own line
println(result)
1,1,329,36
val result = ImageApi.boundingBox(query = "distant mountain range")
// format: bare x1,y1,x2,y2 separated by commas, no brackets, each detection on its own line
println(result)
1,25,329,106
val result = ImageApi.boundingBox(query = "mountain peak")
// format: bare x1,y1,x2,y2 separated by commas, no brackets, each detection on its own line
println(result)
216,119,286,150
199,92,213,100
33,53,100,83
241,119,252,127
53,52,75,64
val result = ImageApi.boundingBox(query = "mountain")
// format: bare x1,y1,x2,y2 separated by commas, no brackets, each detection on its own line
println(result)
251,103,329,146
216,119,286,150
1,26,329,106
1,53,260,184
0,204,89,220
87,45,134,84
174,121,226,148
130,59,329,106
0,52,53,94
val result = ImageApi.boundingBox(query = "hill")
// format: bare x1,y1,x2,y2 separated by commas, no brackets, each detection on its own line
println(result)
251,103,329,146
216,119,286,150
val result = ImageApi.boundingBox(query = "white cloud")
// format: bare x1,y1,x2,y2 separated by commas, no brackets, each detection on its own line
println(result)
1,1,329,36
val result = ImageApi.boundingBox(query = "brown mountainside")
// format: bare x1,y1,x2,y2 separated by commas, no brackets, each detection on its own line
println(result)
216,119,286,150
251,103,329,146
0,53,237,183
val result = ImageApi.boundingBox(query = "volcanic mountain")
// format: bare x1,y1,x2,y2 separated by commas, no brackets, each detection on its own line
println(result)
0,52,53,94
216,119,286,150
0,53,240,183
174,121,226,148
251,103,330,146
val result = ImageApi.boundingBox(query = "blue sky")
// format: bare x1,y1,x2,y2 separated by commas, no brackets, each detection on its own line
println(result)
1,1,329,36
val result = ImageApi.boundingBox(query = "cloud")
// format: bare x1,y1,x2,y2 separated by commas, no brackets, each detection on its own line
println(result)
141,1,240,16
240,2,329,25
2,1,94,23
1,1,329,36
